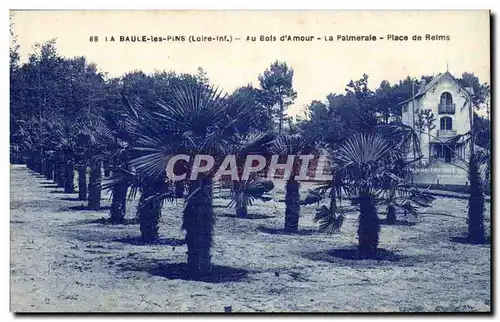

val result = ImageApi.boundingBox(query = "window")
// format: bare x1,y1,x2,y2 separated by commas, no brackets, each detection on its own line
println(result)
438,91,455,114
440,92,453,105
440,116,452,130
403,104,408,113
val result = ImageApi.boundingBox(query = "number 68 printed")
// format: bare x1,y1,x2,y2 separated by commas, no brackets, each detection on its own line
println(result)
89,36,99,42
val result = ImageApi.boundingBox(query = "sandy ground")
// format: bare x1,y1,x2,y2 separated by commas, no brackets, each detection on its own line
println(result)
413,161,468,185
10,165,491,312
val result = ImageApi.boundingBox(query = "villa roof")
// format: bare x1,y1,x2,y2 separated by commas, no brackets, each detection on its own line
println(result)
398,71,473,106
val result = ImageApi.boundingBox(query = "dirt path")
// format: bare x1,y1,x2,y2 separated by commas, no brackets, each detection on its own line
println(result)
10,165,491,312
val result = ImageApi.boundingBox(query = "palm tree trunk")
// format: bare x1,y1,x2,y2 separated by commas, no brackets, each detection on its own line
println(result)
53,162,58,182
103,160,111,177
64,162,75,193
468,153,486,243
45,160,54,180
122,196,127,215
386,205,397,225
236,199,248,218
137,179,163,241
110,182,128,224
35,151,43,174
87,161,102,210
358,194,380,259
175,180,185,198
137,172,166,241
234,181,248,218
41,157,46,175
183,176,214,279
78,165,87,200
41,158,47,176
26,152,34,170
329,188,337,215
284,180,300,233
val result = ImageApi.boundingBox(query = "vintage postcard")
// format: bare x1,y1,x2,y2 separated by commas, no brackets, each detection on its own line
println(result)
9,10,491,313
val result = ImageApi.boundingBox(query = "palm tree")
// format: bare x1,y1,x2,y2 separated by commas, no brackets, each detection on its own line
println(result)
302,163,345,233
134,171,172,241
118,96,175,237
44,151,55,180
125,82,257,279
76,126,106,211
228,132,274,218
108,166,135,224
76,163,87,200
95,110,167,230
16,118,50,176
228,177,274,217
381,166,435,226
55,158,65,187
44,121,79,193
268,135,314,233
419,128,489,243
335,133,426,258
467,153,485,243
337,134,390,257
464,137,490,243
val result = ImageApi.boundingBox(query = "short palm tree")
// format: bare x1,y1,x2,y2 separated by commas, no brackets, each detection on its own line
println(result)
65,123,104,210
337,134,391,257
228,132,274,218
424,128,489,243
118,96,174,237
467,151,486,243
16,118,44,173
336,133,428,258
45,122,79,194
92,112,136,224
43,150,55,180
228,177,274,217
267,135,315,233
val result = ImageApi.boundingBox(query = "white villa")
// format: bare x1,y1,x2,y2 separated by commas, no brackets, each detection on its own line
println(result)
400,71,474,164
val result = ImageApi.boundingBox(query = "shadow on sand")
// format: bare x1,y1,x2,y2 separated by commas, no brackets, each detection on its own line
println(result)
301,247,409,268
380,219,418,226
118,260,251,283
114,236,185,247
50,190,72,194
71,217,138,225
257,225,318,236
218,213,276,220
59,197,84,201
60,205,112,212
450,235,491,246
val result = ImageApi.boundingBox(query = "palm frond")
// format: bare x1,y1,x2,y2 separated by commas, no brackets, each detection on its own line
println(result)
228,178,274,208
337,133,391,165
313,205,345,234
300,189,325,205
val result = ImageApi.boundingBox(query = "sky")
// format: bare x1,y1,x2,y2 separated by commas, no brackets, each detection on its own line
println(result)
10,10,490,117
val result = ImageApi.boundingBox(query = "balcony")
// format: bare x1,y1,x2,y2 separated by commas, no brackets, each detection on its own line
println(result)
438,103,455,114
437,130,457,138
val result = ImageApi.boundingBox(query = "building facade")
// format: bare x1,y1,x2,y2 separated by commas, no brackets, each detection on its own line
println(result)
400,71,473,164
